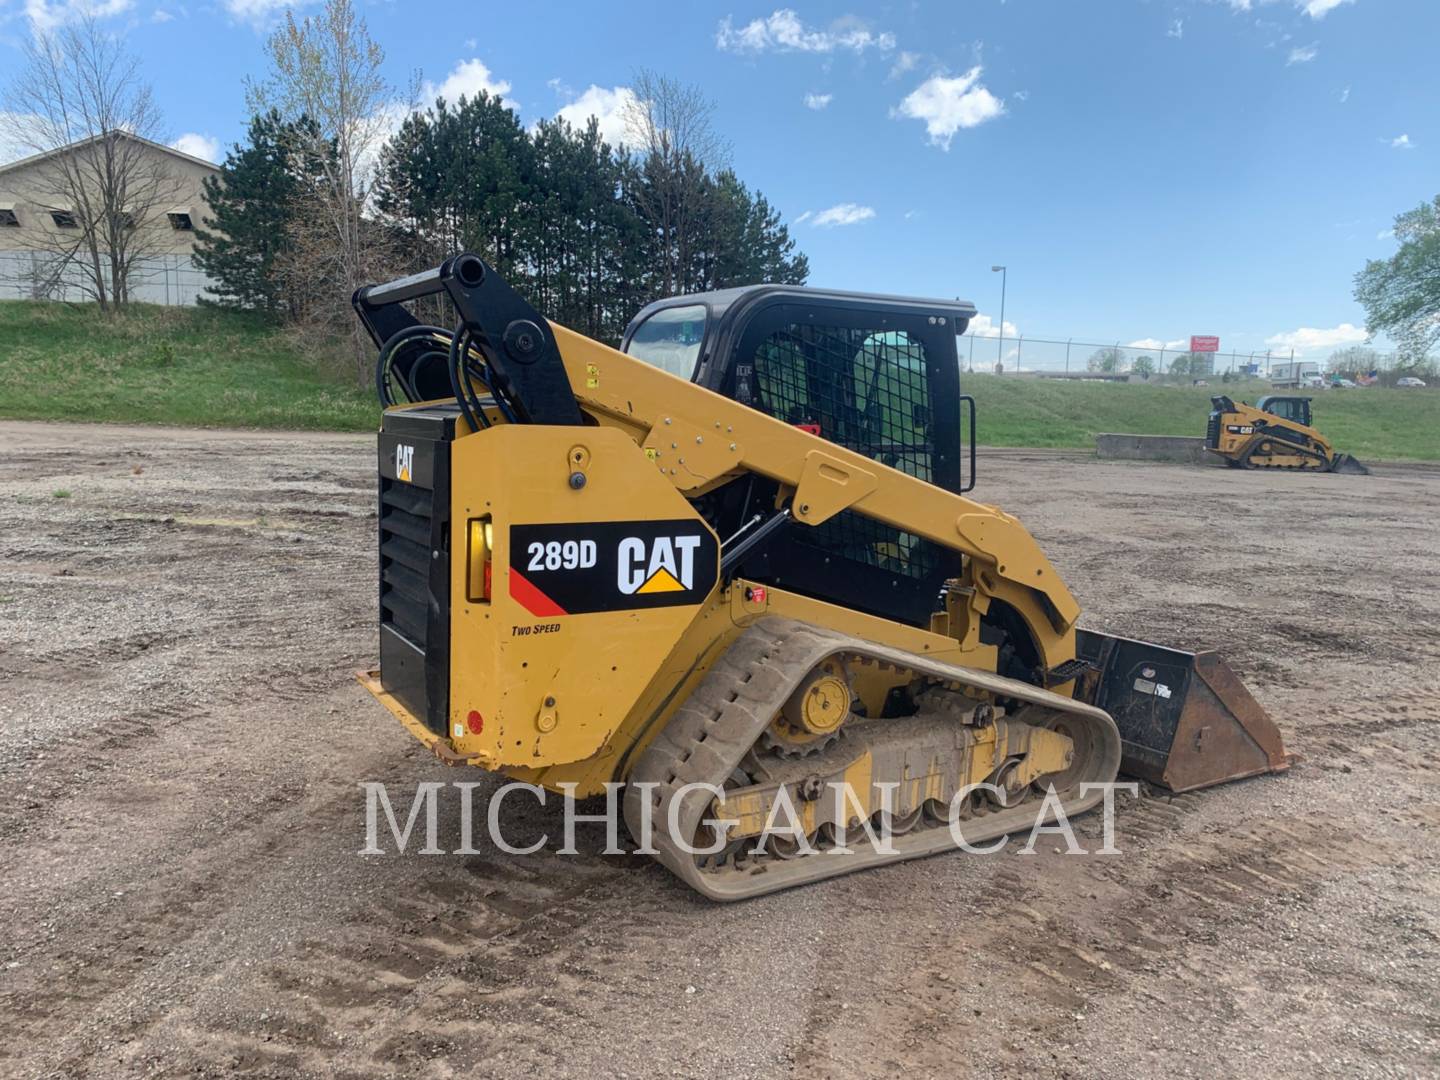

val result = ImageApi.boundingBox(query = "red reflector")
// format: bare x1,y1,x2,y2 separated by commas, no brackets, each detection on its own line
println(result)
750,587,767,604
483,560,492,600
795,423,821,436
466,710,484,734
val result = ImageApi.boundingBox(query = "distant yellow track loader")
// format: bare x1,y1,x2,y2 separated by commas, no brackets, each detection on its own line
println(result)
350,253,1291,900
1206,394,1369,473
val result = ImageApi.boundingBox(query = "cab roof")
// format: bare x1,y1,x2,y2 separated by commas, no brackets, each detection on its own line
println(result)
621,284,977,353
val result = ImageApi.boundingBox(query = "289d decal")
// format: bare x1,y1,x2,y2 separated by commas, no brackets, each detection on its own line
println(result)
525,539,598,572
508,521,719,616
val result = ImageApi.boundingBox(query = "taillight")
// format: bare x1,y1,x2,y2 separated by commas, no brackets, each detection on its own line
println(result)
467,515,492,603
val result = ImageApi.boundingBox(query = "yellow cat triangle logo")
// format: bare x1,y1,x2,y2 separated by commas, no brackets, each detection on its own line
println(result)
637,567,685,594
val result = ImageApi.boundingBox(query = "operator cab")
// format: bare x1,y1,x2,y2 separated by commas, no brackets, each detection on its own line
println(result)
623,285,976,490
623,285,980,631
1256,395,1312,428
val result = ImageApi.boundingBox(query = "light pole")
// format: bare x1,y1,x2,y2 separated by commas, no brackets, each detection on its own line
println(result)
991,265,1007,372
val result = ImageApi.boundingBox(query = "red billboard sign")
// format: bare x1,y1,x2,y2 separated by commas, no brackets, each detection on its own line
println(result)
1190,335,1220,353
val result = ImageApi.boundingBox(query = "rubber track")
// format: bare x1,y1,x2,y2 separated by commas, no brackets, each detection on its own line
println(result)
623,617,1122,901
1236,432,1331,470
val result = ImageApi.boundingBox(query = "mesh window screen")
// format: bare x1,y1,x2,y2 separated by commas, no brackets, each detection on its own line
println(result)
752,323,939,580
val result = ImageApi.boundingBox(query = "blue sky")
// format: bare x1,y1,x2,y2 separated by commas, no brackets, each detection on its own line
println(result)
3,0,1435,360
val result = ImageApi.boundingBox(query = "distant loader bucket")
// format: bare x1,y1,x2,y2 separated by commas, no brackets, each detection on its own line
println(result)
1330,453,1370,475
1072,630,1293,793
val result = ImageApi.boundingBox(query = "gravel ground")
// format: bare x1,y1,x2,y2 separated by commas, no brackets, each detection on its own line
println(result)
1,420,1437,1079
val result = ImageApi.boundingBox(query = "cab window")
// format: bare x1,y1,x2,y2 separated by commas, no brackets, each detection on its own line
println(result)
626,304,707,380
1266,399,1309,425
752,323,932,481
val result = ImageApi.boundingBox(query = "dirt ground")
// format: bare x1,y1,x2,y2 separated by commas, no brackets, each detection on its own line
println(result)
2,420,1437,1080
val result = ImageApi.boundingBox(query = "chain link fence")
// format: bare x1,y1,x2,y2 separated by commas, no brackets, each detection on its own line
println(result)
955,331,1293,379
957,331,1437,385
0,250,215,306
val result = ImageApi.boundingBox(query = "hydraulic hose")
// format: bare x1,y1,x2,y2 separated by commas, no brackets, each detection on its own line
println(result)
376,324,452,408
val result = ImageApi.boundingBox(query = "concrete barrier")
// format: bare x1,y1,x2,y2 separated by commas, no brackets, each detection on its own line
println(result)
1095,433,1222,467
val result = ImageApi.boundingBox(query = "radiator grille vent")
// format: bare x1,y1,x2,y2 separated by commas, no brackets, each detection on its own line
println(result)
379,478,433,647
1205,412,1221,449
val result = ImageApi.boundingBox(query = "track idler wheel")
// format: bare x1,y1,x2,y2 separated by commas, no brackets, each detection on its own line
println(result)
763,662,852,756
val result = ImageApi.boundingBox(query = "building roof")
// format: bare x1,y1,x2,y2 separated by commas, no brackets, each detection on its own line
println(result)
0,130,219,180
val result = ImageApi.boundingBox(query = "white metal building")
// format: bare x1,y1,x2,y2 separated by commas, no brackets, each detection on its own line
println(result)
0,132,219,305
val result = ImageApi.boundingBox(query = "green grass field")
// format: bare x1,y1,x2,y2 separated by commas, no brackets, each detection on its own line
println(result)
0,301,378,432
2,301,1437,460
963,373,1440,461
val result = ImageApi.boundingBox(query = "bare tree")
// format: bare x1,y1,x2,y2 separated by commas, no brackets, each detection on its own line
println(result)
2,14,185,311
247,0,404,377
624,70,729,297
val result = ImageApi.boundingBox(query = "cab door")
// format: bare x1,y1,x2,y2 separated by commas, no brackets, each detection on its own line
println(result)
716,301,963,626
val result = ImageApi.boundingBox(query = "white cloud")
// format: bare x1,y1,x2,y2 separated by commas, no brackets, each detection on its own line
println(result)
25,0,133,33
803,92,832,110
1287,43,1318,65
1012,89,1030,103
1227,1,1252,10
171,132,219,162
1167,19,1184,39
426,58,513,107
794,210,812,224
1339,84,1350,103
889,51,920,79
1127,338,1189,352
894,67,1004,150
554,85,636,148
1390,133,1414,149
809,203,875,227
1377,228,1394,240
219,0,300,25
968,313,1019,339
716,10,895,54
1264,323,1368,355
1298,0,1353,18
152,8,174,22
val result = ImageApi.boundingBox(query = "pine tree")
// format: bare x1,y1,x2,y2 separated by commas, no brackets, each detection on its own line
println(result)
371,78,808,347
374,92,535,284
690,170,808,290
193,110,313,317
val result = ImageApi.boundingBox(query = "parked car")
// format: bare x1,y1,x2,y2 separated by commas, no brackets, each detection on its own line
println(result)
1330,377,1357,388
1397,376,1428,388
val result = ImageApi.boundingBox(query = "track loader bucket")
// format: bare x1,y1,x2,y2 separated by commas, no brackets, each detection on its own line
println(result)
1330,453,1370,475
1073,630,1292,793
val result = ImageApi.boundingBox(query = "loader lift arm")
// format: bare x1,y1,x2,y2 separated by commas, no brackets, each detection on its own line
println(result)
355,253,582,427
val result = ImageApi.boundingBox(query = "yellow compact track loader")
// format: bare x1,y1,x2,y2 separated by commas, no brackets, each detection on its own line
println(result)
1205,394,1369,473
352,254,1291,900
